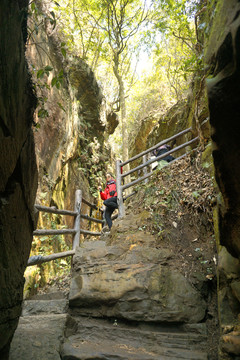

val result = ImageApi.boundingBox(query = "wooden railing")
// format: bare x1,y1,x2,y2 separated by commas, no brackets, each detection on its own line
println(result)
27,190,104,266
27,128,198,266
116,127,199,217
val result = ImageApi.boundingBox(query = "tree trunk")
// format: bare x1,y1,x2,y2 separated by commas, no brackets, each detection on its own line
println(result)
119,76,128,163
113,54,131,194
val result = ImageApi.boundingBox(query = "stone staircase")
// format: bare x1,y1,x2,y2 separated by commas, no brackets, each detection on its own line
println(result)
10,223,210,359
10,296,208,360
9,294,68,360
61,316,207,359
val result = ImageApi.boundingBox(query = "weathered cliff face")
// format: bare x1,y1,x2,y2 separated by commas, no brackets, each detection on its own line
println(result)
27,1,115,213
206,0,240,258
206,1,240,357
0,0,37,358
129,84,210,165
24,0,118,290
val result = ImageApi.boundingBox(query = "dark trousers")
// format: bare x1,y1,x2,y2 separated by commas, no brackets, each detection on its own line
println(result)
103,197,118,229
156,149,175,162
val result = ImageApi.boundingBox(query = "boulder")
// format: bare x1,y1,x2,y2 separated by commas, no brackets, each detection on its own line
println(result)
69,240,206,324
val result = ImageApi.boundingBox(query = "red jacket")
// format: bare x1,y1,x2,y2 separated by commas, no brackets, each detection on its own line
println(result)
100,179,117,200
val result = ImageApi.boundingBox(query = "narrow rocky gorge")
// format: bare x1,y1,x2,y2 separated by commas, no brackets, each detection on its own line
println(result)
3,1,240,359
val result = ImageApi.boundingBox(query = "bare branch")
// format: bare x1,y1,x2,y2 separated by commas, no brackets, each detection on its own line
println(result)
72,0,85,57
172,32,194,51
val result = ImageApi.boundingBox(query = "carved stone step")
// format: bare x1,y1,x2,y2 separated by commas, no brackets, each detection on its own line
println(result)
61,316,208,360
22,299,68,316
10,314,67,360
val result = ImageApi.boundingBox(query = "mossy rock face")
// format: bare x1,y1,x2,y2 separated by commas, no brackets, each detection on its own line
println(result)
201,143,215,176
201,143,212,164
218,247,240,282
205,4,240,353
205,0,239,64
206,0,240,259
146,100,190,151
129,115,156,159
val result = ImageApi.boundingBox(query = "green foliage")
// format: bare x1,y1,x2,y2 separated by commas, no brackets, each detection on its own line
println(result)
192,190,200,199
51,69,64,89
77,128,108,197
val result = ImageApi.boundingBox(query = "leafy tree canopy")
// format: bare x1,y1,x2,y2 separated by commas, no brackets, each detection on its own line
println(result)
29,0,205,157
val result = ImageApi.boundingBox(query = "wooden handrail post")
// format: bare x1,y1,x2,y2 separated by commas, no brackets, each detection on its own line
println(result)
143,155,148,184
116,160,124,218
73,189,82,250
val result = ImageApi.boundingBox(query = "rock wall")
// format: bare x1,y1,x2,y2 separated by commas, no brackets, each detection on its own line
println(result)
24,0,118,290
27,1,116,214
206,0,240,357
129,83,210,167
0,0,37,358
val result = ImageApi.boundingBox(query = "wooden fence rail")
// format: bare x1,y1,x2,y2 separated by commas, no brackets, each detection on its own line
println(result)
27,250,76,266
116,127,198,217
122,136,198,179
121,127,192,166
33,229,77,236
34,204,77,217
27,189,104,266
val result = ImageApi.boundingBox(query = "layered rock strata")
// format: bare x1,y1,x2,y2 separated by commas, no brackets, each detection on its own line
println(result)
64,216,209,359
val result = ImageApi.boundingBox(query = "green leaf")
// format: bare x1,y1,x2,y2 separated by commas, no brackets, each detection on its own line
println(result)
57,102,66,112
202,162,210,169
51,77,57,87
31,2,36,11
44,65,53,71
37,69,44,79
38,108,49,118
61,48,66,57
192,191,200,199
49,19,56,29
50,11,55,19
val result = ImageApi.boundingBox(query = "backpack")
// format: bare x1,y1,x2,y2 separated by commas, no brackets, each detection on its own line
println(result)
108,180,117,197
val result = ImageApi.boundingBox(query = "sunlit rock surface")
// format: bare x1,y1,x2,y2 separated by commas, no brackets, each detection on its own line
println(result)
69,240,206,323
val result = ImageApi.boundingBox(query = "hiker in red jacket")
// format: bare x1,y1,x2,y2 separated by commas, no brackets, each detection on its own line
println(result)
99,173,118,229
